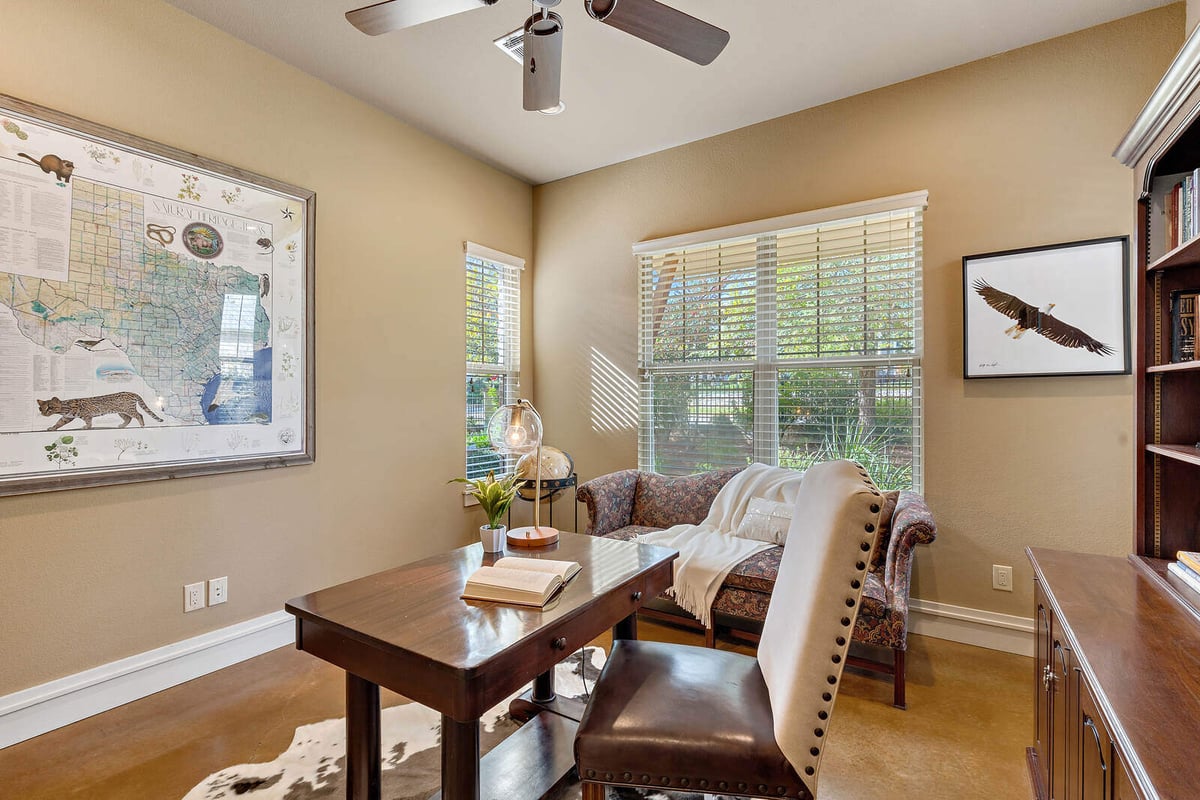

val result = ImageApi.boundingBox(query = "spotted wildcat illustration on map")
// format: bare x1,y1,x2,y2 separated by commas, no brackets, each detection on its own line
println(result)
37,392,164,431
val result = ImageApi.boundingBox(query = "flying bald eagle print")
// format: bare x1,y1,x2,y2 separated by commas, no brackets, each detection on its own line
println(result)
972,279,1114,356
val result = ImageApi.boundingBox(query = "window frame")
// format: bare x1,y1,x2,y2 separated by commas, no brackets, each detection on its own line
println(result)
464,242,524,484
634,192,927,491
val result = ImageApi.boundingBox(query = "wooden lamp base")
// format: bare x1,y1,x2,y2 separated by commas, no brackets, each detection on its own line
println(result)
506,526,559,548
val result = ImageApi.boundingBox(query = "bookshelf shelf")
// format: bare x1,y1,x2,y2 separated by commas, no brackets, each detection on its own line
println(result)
1146,359,1200,373
1147,232,1200,272
1145,443,1200,466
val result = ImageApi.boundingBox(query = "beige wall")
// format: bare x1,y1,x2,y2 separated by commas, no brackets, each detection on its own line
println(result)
532,6,1182,618
0,0,532,694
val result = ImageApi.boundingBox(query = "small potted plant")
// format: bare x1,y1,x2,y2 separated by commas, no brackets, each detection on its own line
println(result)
450,470,522,552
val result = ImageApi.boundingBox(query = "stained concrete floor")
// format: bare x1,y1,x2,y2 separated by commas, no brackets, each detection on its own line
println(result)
0,623,1032,799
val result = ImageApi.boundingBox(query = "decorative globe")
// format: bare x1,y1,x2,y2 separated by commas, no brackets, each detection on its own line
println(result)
515,446,574,501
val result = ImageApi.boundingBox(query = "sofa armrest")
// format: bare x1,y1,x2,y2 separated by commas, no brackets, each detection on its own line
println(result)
883,491,937,604
577,470,640,537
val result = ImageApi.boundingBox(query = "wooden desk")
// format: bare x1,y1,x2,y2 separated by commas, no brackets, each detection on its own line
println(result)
285,532,677,800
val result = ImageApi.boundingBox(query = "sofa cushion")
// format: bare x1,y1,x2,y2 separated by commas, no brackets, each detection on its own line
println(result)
629,468,744,529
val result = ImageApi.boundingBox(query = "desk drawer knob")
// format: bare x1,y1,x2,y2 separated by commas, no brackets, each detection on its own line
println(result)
552,637,568,650
632,591,643,602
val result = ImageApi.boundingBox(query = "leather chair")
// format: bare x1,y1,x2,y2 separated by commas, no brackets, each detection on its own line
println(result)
574,459,885,799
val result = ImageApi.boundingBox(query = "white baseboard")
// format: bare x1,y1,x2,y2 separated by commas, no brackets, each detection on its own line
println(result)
909,598,1034,657
0,610,294,750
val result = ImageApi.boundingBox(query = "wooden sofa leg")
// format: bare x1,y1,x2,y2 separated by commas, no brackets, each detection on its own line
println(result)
705,625,716,648
893,648,907,710
582,781,606,800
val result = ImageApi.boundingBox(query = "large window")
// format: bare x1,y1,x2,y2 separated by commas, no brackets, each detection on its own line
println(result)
465,243,523,478
636,192,925,490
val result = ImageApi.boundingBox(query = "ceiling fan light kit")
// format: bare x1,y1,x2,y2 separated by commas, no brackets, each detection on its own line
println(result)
523,9,565,112
346,0,730,112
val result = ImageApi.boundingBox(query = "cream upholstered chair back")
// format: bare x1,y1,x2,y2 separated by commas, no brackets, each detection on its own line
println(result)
757,459,885,793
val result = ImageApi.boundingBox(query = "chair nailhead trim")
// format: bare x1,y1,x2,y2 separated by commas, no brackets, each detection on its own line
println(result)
739,783,748,790
822,691,832,701
861,541,871,551
836,636,846,645
605,772,613,780
827,675,837,684
699,779,708,788
680,778,689,787
832,654,842,663
586,770,595,778
623,772,632,780
806,767,815,776
777,786,787,795
718,781,728,790
815,727,825,736
851,579,861,589
865,523,876,533
759,785,768,793
810,746,820,756
819,710,828,720
845,597,855,607
856,561,866,570
641,774,650,782
871,503,880,513
840,616,850,625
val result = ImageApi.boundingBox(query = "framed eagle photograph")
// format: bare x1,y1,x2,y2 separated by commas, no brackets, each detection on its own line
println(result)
962,236,1130,379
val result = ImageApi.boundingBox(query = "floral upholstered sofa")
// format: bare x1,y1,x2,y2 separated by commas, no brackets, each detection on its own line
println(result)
577,466,937,709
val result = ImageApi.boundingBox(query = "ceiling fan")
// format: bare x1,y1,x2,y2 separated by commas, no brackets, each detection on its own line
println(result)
345,0,730,113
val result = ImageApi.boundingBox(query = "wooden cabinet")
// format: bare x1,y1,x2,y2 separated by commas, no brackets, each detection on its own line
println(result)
1027,549,1200,800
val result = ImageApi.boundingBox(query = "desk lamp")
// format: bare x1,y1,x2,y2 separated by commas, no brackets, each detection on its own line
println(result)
487,399,558,547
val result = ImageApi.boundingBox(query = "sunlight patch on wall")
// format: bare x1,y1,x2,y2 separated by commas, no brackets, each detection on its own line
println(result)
590,347,638,433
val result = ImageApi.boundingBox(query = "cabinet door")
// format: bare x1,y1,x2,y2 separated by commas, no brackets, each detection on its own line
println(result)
1112,750,1141,800
1051,637,1072,800
1034,583,1053,797
1076,671,1111,800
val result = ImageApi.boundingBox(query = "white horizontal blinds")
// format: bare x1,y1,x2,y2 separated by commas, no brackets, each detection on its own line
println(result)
465,246,522,479
637,198,924,490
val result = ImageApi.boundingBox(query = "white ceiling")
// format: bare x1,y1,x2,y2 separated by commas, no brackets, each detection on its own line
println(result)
167,0,1173,185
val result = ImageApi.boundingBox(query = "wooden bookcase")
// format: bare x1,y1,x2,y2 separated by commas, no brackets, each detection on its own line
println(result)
1117,29,1200,617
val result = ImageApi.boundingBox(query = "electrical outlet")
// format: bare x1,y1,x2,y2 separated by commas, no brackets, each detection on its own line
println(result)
992,564,1013,592
208,576,228,606
184,582,206,612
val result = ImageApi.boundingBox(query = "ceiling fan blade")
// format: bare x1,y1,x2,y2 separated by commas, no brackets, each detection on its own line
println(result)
346,0,497,36
585,0,728,66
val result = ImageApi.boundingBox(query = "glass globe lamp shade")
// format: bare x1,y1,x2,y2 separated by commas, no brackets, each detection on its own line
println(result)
487,401,542,455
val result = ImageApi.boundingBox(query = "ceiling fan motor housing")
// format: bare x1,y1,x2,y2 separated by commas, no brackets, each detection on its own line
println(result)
523,11,564,111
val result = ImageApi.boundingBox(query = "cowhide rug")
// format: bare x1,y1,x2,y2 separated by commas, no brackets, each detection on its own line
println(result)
183,648,734,800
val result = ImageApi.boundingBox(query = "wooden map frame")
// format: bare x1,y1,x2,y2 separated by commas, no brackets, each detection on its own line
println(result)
0,94,315,496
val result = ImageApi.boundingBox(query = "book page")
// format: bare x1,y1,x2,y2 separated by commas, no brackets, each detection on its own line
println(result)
467,566,556,593
494,557,580,581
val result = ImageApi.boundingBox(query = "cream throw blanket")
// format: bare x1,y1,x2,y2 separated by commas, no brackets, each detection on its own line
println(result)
635,463,805,628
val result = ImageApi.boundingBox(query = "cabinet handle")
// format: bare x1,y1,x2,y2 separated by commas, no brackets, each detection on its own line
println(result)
1054,642,1069,676
1042,664,1054,690
1084,715,1108,795
631,591,643,602
552,637,568,651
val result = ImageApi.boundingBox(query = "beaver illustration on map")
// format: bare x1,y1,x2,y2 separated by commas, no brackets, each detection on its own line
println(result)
17,151,73,183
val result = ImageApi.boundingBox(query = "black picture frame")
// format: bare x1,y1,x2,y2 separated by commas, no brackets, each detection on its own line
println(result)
962,236,1131,379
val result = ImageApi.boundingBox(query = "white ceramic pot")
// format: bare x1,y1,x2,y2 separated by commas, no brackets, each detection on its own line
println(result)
480,524,506,553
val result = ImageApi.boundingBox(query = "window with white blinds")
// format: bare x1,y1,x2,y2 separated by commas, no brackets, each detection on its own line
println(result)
636,192,926,491
465,243,523,479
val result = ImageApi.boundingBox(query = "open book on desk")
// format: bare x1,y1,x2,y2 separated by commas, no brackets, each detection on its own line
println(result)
461,557,582,608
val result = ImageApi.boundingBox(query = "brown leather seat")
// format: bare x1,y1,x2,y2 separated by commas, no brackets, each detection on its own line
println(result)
574,639,809,798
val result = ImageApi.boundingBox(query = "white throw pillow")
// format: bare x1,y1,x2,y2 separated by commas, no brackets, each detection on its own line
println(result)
735,497,794,545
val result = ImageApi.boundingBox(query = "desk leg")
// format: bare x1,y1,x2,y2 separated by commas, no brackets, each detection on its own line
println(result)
346,673,381,800
532,669,556,703
613,612,638,642
441,714,480,800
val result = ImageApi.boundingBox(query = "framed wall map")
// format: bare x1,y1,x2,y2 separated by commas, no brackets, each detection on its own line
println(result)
0,94,315,496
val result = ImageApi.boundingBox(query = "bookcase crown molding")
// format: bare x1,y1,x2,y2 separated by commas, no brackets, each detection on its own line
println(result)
1115,23,1200,168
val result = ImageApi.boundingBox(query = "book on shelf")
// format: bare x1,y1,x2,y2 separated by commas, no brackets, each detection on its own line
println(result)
1176,551,1200,577
1170,288,1200,362
461,557,582,607
1162,171,1200,251
1167,560,1200,596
